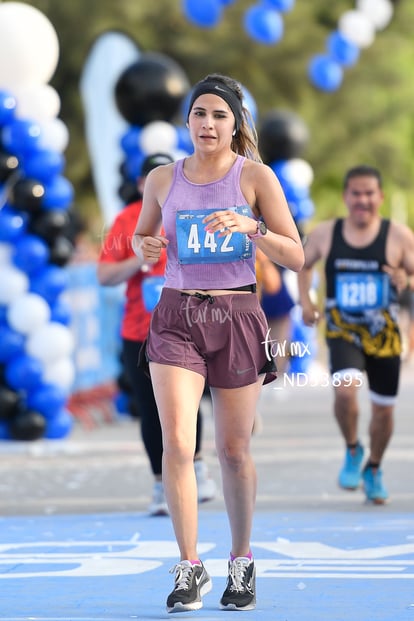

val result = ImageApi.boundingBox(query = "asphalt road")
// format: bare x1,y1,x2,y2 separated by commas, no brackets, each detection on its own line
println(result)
1,358,413,517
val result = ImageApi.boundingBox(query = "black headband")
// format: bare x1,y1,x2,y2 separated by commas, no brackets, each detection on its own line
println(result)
187,80,243,132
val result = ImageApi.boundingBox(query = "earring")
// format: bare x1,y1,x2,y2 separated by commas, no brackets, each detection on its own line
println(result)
232,129,236,136
186,122,189,129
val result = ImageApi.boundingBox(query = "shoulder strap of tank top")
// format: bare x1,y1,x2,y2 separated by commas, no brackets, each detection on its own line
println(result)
175,158,184,179
332,218,343,245
378,218,390,242
233,154,245,179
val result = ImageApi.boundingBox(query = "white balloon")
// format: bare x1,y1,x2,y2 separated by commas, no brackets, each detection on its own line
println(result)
26,322,74,364
338,10,376,48
0,242,13,265
7,292,50,335
38,117,70,152
282,159,314,188
0,2,59,89
15,84,61,122
0,264,29,305
283,270,299,304
139,121,178,155
356,0,394,30
171,148,190,160
43,356,75,391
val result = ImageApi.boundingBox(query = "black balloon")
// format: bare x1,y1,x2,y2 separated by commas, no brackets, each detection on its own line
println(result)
118,179,140,205
8,178,45,214
49,235,75,266
0,150,19,183
115,52,190,125
258,110,310,163
9,410,46,441
0,386,21,420
29,209,70,244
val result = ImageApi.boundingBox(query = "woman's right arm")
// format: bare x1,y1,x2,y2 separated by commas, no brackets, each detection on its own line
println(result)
132,168,169,263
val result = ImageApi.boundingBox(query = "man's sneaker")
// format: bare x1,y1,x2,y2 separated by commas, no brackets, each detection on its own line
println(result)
338,443,364,490
220,556,256,611
148,481,169,516
166,560,212,613
362,466,388,505
194,459,217,503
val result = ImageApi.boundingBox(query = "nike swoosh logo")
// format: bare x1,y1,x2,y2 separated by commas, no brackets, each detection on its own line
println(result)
236,367,254,375
214,85,227,92
195,575,202,586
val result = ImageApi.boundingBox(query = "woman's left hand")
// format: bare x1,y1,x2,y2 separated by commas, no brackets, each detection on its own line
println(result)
203,210,256,237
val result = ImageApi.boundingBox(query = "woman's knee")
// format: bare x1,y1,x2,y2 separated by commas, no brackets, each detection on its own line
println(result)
217,443,250,471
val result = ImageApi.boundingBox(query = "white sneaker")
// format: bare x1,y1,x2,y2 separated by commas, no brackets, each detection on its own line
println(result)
148,481,169,516
194,459,216,503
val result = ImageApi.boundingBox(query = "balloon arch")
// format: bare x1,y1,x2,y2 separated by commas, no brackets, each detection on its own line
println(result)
0,2,75,441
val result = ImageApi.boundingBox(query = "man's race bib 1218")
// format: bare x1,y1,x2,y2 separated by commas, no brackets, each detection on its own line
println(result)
335,272,390,312
176,206,253,264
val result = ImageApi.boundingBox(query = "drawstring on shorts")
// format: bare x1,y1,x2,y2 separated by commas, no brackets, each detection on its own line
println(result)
181,292,215,304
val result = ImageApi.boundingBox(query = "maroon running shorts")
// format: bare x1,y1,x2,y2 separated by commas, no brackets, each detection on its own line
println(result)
146,287,277,388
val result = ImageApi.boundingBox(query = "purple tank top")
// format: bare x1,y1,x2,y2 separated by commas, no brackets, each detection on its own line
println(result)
161,155,256,290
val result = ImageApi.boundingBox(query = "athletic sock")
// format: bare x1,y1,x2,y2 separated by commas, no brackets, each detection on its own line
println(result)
364,461,380,471
230,550,252,561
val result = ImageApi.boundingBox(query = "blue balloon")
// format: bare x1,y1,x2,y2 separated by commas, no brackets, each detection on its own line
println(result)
295,197,315,221
0,90,16,126
1,118,42,155
327,31,360,67
0,324,25,363
26,384,68,419
30,264,69,304
241,85,258,124
42,175,74,210
12,233,50,274
183,0,223,28
45,407,74,439
125,151,145,181
50,298,72,325
114,391,130,416
263,0,295,12
308,54,343,92
142,276,165,312
282,183,309,203
0,420,11,440
5,354,44,391
120,126,141,156
0,208,26,242
22,149,65,182
269,159,288,178
0,305,8,323
244,5,284,45
180,89,194,123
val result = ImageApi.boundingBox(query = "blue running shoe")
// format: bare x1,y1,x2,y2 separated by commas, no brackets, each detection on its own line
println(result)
338,443,364,490
362,466,388,505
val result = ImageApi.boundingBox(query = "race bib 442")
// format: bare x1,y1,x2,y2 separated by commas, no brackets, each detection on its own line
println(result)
176,206,253,264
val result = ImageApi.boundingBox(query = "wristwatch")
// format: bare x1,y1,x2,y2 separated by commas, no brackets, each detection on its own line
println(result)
248,219,267,239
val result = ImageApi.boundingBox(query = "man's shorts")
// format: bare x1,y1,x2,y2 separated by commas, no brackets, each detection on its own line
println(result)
146,287,277,389
327,337,401,403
